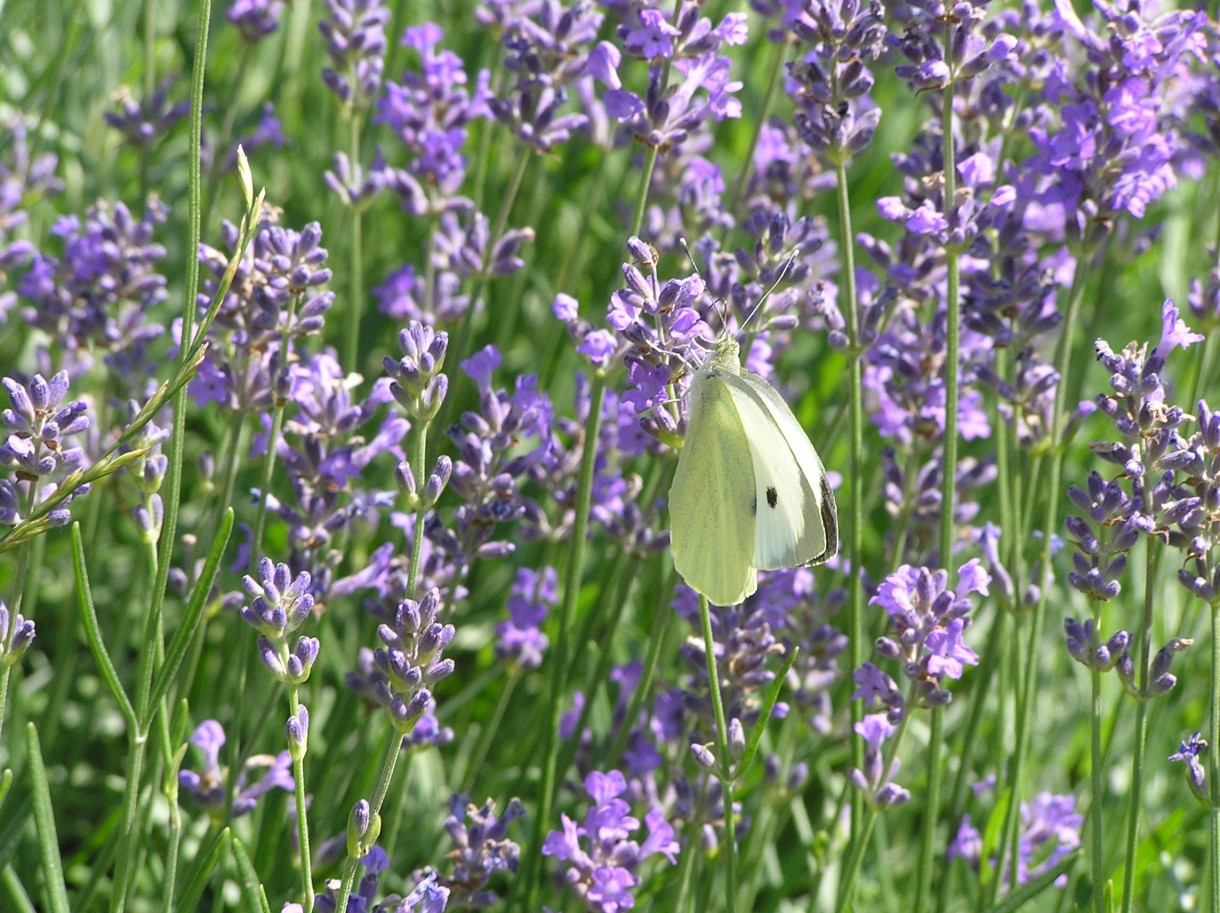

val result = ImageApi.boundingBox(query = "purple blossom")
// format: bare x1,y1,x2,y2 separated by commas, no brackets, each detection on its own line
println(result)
542,770,678,913
227,0,284,42
439,795,525,907
318,0,390,111
1168,732,1210,807
367,587,456,734
495,566,555,669
869,561,987,708
848,713,909,808
240,558,320,685
179,720,294,820
104,79,190,148
314,845,390,913
19,199,169,386
0,600,36,666
949,788,1082,888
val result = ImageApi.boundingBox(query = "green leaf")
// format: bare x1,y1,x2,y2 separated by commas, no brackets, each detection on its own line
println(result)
176,828,230,913
72,523,137,732
229,833,273,913
26,724,70,913
148,508,234,717
736,645,800,780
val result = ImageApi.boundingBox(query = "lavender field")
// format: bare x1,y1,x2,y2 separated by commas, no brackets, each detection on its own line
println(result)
1,1,1218,911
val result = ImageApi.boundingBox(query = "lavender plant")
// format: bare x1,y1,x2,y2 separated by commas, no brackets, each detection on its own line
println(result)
0,2,1218,913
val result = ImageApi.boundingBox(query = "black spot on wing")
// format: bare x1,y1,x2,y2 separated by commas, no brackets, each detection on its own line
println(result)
766,486,778,509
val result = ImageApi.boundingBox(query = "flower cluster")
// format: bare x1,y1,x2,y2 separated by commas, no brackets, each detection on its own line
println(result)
438,795,524,907
495,566,555,670
543,770,679,913
366,587,455,734
949,789,1082,889
863,560,988,711
318,0,390,112
0,600,36,667
240,558,320,685
104,79,189,148
0,371,92,528
179,720,294,820
848,713,909,809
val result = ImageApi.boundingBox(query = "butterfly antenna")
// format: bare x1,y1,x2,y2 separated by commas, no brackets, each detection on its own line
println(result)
679,237,729,335
737,247,802,339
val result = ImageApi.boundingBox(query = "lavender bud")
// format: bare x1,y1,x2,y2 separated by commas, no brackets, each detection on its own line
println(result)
424,455,452,507
396,459,417,498
691,743,716,769
286,705,309,760
347,799,381,860
728,718,745,760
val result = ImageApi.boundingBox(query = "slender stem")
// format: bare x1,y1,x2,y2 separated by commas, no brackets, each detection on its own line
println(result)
699,594,737,913
1119,540,1159,913
997,255,1089,907
520,375,606,913
1210,597,1220,913
1091,658,1105,913
335,734,402,913
916,26,961,913
406,420,430,596
344,117,365,372
834,148,866,838
287,687,314,912
727,41,789,216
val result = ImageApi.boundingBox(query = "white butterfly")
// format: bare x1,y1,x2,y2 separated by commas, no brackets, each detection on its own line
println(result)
669,334,838,606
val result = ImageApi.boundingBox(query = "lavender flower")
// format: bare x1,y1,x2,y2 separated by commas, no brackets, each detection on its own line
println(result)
848,713,909,808
314,845,389,913
179,720,295,820
227,0,284,42
1169,732,1210,808
318,0,390,112
240,558,320,685
0,600,36,666
368,587,455,734
542,770,679,913
495,566,555,670
869,560,988,709
439,795,524,907
0,371,91,527
948,789,1082,888
788,0,886,165
19,199,169,387
104,79,190,148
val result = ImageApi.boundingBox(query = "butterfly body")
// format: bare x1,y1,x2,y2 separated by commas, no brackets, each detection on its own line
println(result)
669,336,838,606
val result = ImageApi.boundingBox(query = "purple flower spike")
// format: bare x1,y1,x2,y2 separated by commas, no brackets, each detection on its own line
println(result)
1169,733,1210,807
241,558,316,638
542,769,679,911
104,79,190,148
369,587,456,734
227,0,284,42
869,562,986,708
318,0,390,110
438,795,525,907
0,600,36,666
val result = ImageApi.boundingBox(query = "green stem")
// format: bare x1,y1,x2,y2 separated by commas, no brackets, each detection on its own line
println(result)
699,594,737,913
1210,597,1220,913
519,375,606,913
996,257,1088,907
918,27,961,913
335,734,402,913
344,117,365,373
287,687,314,913
1091,658,1105,913
833,150,866,839
726,41,788,216
1119,541,1159,913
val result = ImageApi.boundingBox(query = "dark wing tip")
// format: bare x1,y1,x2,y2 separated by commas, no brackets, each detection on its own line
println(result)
804,474,840,566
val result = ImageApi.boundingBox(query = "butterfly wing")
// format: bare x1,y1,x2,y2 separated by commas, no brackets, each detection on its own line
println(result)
669,365,759,606
724,369,838,569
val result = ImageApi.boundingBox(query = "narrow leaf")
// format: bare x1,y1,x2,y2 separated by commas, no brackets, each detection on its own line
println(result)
26,724,70,913
72,523,137,731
